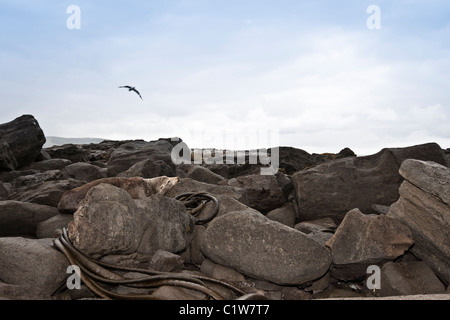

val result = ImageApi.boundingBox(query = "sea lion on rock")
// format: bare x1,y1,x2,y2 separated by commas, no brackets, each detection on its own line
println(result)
57,176,179,214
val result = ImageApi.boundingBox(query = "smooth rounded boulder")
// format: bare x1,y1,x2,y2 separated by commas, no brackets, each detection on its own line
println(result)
200,210,332,285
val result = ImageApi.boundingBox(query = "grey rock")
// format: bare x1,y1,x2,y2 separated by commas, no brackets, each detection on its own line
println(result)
176,164,225,184
0,182,9,200
9,179,85,207
12,170,63,192
68,183,193,258
106,140,174,177
227,174,286,213
265,202,296,228
380,261,446,296
0,237,68,298
0,200,59,237
149,250,184,272
43,143,89,163
22,159,72,172
200,259,245,282
326,209,414,265
292,143,447,222
0,115,46,169
36,214,74,239
118,159,175,178
62,162,107,182
388,160,450,284
201,210,332,285
0,140,18,171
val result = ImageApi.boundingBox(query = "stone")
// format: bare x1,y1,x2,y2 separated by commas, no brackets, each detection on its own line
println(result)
9,179,85,207
388,159,450,284
68,184,193,258
292,143,447,222
200,259,246,282
0,200,59,237
380,261,446,297
326,209,414,266
201,210,332,285
12,170,63,192
0,140,18,171
118,159,176,178
165,178,248,205
36,214,74,239
58,176,179,213
176,164,225,184
0,115,46,169
43,143,89,163
0,237,68,298
265,202,296,228
227,174,286,213
22,159,72,172
0,182,9,200
106,140,175,177
61,162,107,182
149,250,184,272
295,218,337,246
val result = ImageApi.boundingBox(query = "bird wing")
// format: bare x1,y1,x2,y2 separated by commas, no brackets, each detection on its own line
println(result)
119,86,132,89
132,88,143,100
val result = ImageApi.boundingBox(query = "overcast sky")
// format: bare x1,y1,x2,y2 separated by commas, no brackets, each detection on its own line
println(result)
1,0,449,155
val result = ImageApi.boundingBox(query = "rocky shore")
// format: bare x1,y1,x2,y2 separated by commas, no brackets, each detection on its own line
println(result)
0,114,449,300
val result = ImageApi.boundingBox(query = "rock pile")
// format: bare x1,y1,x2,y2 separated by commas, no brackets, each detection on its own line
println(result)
0,115,449,300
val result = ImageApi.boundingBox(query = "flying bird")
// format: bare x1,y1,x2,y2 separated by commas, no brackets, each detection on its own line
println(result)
119,86,143,100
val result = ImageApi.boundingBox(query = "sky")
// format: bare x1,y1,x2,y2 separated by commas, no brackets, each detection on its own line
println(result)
0,0,449,155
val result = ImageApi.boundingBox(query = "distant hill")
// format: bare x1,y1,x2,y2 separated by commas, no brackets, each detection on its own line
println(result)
44,136,106,148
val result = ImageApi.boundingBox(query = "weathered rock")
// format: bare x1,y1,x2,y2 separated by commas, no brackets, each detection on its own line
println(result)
388,159,450,284
68,184,193,257
36,214,74,239
0,115,46,169
265,202,296,228
165,178,248,205
0,200,59,237
23,159,73,172
12,170,63,192
43,144,89,163
292,143,446,222
380,261,446,297
0,140,18,171
295,218,337,246
10,179,85,207
149,250,184,272
201,210,332,285
106,140,175,177
118,159,176,178
227,174,286,213
0,237,68,298
200,259,246,282
61,162,107,182
326,209,414,267
0,182,9,200
58,176,179,213
176,164,225,184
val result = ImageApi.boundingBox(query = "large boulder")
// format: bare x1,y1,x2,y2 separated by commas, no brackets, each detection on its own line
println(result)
292,143,447,223
388,159,450,284
61,162,107,182
325,209,414,280
68,183,193,258
118,159,176,178
0,237,68,299
0,115,46,169
200,210,332,285
0,140,18,171
58,176,179,213
43,143,89,163
106,140,175,177
0,200,59,237
227,174,286,213
9,179,85,208
380,261,446,296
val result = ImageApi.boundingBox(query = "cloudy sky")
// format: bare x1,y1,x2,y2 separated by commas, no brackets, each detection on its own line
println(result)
0,0,449,155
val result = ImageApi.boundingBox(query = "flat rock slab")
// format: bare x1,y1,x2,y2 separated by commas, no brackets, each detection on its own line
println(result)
201,210,332,285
